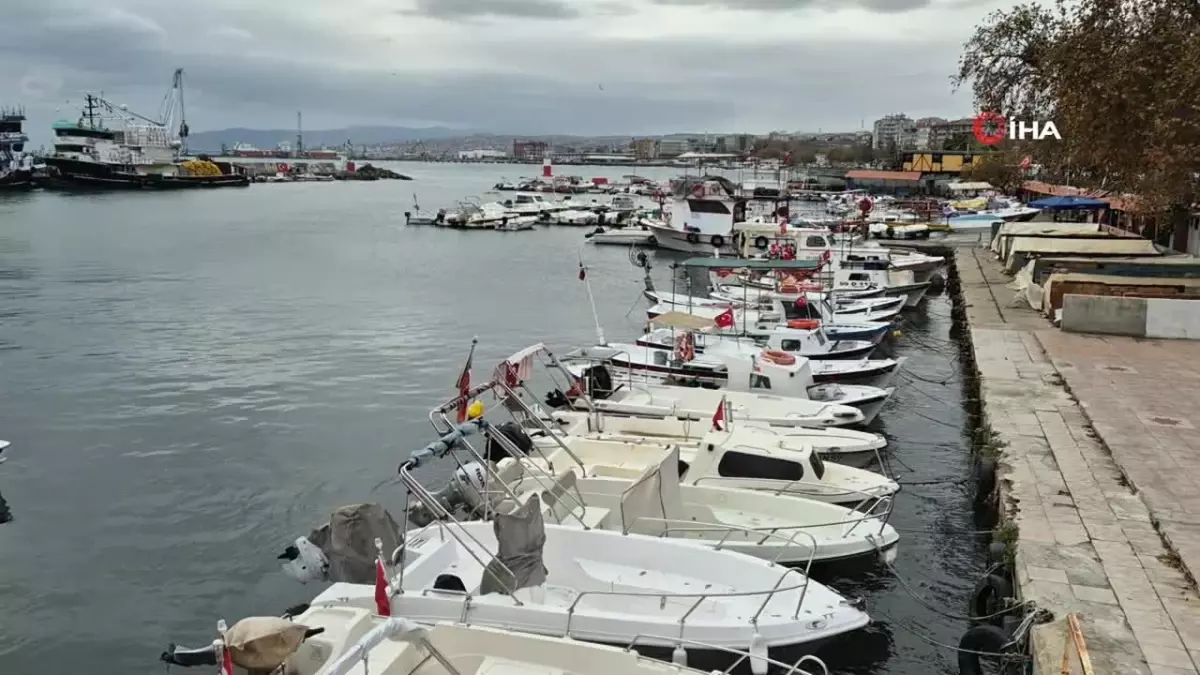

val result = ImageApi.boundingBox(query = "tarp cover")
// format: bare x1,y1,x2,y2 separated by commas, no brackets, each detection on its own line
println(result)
619,447,684,537
224,617,311,671
480,493,548,595
307,504,404,583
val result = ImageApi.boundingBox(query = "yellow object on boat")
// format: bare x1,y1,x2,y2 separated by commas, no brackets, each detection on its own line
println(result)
467,400,484,419
181,160,222,177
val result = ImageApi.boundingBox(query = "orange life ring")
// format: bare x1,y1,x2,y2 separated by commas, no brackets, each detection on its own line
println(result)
787,319,821,330
761,350,797,365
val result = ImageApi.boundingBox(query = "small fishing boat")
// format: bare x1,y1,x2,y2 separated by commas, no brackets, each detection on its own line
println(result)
274,417,870,664
427,442,899,566
565,344,893,425
160,611,832,675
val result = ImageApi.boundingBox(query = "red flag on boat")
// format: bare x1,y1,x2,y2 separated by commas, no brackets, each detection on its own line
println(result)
578,262,586,281
219,644,234,675
455,339,478,423
375,558,392,616
714,308,735,329
712,396,727,431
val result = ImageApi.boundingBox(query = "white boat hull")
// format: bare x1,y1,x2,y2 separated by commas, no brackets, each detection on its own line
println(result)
314,521,867,651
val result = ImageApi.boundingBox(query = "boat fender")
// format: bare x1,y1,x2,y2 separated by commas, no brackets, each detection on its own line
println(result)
279,537,329,584
671,645,688,667
970,572,1014,624
974,457,997,507
987,542,1008,567
686,232,700,245
749,633,768,675
957,624,1015,675
754,235,770,250
710,234,726,248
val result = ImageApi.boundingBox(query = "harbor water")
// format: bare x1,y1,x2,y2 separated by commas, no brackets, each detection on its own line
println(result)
0,163,983,674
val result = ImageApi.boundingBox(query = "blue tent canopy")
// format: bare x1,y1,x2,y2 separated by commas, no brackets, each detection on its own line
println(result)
1028,195,1109,210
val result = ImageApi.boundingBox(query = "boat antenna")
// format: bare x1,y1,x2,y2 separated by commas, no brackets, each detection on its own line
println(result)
577,252,605,346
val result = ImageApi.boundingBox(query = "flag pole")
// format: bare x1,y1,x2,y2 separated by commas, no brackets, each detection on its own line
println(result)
579,260,606,346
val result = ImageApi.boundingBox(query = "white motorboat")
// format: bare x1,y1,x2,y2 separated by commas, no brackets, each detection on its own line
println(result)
586,225,656,246
161,611,827,675
641,315,881,361
565,345,894,425
278,439,870,662
591,331,904,387
563,360,864,428
466,445,899,565
650,294,901,328
493,414,899,505
619,329,902,386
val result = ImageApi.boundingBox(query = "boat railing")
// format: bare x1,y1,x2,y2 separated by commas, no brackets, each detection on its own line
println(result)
684,472,871,501
842,495,894,539
398,457,528,604
622,635,829,675
427,375,589,476
620,514,818,567
562,563,812,641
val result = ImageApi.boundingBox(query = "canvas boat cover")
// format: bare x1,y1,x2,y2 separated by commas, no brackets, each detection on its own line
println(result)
224,616,311,671
480,493,548,595
619,447,684,537
306,504,404,584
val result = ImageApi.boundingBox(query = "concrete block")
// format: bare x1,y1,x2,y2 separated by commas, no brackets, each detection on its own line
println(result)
1146,298,1200,340
1061,294,1149,337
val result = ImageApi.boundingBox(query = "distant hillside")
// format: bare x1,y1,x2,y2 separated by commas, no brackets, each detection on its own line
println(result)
186,125,474,151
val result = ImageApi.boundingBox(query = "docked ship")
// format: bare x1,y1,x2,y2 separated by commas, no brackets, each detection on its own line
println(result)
0,106,34,190
42,69,249,190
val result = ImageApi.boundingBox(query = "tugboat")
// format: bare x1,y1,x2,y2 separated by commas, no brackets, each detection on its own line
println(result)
42,69,250,190
0,106,34,190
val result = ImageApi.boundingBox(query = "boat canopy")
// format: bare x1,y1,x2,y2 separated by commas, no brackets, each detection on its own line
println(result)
649,311,718,330
679,257,819,270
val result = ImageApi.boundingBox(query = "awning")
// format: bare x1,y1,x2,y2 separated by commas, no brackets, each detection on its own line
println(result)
648,311,718,330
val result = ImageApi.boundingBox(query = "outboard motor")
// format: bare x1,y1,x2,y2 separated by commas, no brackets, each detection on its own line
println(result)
160,643,219,668
278,536,330,584
407,461,488,527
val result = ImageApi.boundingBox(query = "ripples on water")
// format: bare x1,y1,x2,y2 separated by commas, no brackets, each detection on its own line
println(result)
0,166,982,674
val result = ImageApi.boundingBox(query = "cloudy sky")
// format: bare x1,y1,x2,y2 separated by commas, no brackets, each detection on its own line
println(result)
2,0,999,139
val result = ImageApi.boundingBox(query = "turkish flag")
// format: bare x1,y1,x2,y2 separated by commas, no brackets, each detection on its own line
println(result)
714,308,734,328
375,559,392,616
712,396,727,431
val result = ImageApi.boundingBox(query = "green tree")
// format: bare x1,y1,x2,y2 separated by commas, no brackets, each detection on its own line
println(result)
954,0,1200,232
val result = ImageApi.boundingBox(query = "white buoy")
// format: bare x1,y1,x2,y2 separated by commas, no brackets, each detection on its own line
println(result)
749,633,768,675
671,644,688,667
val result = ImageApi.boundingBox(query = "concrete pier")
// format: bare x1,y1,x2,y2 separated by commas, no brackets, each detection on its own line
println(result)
956,247,1200,674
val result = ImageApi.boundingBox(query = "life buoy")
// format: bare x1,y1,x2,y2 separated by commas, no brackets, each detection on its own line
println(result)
686,232,700,244
787,320,820,330
710,234,725,248
761,350,797,365
754,236,769,250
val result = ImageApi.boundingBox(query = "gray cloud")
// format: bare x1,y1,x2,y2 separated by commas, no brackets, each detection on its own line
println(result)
0,0,977,141
403,0,580,19
649,0,949,13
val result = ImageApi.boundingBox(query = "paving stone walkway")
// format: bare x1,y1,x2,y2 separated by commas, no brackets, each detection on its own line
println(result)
956,248,1200,674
